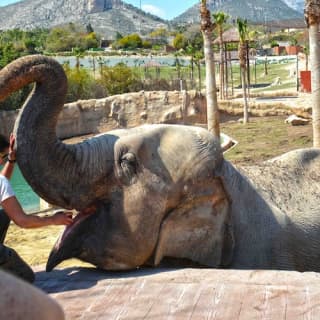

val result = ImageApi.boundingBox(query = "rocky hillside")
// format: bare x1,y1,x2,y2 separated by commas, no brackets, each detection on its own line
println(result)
0,0,167,39
173,0,303,25
282,0,304,13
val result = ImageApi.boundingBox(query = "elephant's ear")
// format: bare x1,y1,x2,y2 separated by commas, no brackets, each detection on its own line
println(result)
154,177,234,267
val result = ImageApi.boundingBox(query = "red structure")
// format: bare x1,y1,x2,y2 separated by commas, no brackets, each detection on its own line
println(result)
300,70,311,93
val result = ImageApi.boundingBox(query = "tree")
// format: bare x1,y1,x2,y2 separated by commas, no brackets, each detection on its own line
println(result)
173,33,188,51
45,24,97,52
114,34,143,50
200,0,220,139
184,28,204,86
194,51,204,92
86,23,94,34
72,47,85,70
213,11,229,100
0,43,21,68
305,0,320,147
185,44,197,84
83,32,100,49
148,28,168,45
45,27,75,52
237,18,249,124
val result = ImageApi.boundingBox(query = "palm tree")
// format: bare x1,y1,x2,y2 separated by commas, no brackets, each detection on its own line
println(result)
303,46,309,71
73,47,85,70
200,0,220,138
305,0,320,147
194,51,203,92
213,11,229,100
185,44,196,84
237,18,249,124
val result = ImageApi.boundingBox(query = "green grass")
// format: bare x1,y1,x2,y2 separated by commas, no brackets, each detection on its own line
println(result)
222,116,312,165
231,62,296,89
128,60,297,92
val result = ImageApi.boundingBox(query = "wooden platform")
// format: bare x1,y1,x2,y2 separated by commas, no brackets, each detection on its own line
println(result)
35,267,320,319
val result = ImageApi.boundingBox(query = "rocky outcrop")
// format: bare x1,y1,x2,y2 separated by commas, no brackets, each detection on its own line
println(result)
174,0,303,24
285,114,310,126
0,90,206,139
56,90,207,138
88,0,113,13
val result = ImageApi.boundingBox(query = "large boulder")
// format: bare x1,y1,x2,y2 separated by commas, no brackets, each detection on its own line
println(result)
285,114,310,125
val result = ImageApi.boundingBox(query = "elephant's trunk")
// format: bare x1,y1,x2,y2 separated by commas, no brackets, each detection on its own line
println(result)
0,55,114,209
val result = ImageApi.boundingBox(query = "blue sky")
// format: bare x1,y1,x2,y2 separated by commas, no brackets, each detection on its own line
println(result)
0,0,198,20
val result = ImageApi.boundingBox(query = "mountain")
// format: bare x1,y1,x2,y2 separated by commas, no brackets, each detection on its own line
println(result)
0,0,167,39
282,0,304,13
173,0,304,25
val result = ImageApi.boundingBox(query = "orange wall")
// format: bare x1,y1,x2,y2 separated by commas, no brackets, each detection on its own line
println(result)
300,70,311,93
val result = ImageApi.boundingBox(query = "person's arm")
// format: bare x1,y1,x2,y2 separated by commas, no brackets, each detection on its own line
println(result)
1,134,16,180
1,196,73,229
1,161,15,180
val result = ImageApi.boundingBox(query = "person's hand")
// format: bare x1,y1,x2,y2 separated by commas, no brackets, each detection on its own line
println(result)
51,211,73,225
8,133,16,162
80,204,97,216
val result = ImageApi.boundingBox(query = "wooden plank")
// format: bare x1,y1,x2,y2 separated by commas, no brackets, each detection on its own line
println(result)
34,268,320,320
113,281,165,319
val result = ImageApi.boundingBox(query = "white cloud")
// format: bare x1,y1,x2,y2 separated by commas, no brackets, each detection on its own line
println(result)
141,4,166,19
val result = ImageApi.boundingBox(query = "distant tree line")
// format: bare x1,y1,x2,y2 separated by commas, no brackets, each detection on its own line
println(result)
0,23,207,110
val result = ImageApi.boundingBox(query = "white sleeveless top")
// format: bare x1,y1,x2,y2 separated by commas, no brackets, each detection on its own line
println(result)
0,175,15,203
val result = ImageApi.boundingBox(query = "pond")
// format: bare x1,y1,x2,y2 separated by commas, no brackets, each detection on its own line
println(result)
53,55,191,68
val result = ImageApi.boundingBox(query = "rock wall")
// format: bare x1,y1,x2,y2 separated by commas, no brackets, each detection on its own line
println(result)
0,90,300,140
0,90,207,139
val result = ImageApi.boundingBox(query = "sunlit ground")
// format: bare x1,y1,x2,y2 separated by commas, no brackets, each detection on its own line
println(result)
5,221,92,268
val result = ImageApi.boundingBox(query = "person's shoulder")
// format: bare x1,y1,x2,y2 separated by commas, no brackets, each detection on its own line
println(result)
0,175,9,183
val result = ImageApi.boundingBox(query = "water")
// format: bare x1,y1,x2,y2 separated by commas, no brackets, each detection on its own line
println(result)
53,54,297,69
53,55,191,68
1,166,40,213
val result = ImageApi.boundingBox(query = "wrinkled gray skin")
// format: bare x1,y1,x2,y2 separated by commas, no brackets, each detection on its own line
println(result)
0,55,320,273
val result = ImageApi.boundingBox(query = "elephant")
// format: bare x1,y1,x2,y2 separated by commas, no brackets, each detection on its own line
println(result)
0,55,320,273
0,269,64,320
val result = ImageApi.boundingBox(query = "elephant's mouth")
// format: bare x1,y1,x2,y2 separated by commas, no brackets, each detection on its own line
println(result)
57,207,96,250
46,206,97,271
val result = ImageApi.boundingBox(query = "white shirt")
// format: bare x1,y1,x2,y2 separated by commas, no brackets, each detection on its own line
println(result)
0,175,15,203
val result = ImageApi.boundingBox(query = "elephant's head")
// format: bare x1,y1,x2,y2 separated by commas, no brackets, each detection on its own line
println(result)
0,55,234,271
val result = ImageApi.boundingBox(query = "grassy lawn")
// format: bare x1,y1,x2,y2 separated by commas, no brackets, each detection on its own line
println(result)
132,59,297,92
222,116,312,165
4,114,313,269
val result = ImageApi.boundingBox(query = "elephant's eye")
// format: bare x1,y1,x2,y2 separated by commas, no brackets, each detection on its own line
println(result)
118,152,138,185
121,152,136,164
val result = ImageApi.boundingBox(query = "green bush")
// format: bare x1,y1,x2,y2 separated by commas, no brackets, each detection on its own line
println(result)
98,63,140,95
113,34,143,50
63,64,107,102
